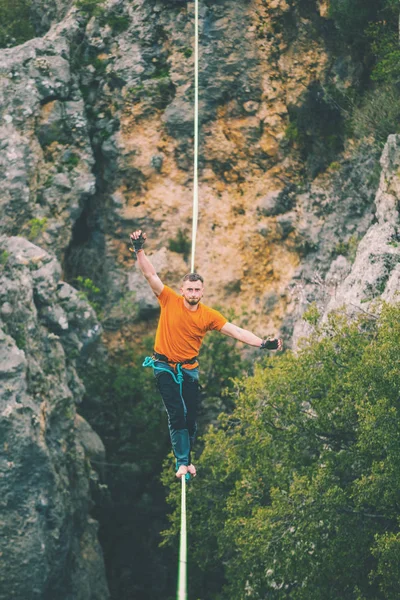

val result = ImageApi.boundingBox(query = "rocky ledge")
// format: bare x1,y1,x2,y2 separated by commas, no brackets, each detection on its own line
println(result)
0,236,109,600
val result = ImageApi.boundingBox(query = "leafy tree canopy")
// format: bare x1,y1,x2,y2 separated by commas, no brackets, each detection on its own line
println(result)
163,303,400,600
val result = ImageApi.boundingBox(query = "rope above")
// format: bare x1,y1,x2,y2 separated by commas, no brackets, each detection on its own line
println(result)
190,0,199,274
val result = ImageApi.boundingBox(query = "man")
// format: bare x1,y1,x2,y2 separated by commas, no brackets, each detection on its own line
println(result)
130,230,283,479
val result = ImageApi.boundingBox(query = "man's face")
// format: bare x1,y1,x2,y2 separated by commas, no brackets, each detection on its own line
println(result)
180,279,204,306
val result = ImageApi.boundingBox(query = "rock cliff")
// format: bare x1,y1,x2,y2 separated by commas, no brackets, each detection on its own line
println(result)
0,0,399,597
292,134,400,345
0,0,380,336
0,236,108,600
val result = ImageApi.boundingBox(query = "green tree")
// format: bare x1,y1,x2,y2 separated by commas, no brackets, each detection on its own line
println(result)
163,303,400,599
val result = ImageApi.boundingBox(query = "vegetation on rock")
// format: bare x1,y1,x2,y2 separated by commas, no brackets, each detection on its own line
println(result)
0,0,35,48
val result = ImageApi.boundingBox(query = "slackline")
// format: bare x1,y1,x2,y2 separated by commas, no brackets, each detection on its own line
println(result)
178,3,199,598
177,475,188,600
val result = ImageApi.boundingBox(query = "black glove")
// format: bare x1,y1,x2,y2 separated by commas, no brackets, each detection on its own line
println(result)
130,233,146,252
260,338,281,350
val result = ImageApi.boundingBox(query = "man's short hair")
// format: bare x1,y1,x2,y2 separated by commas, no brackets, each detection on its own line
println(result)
182,272,204,284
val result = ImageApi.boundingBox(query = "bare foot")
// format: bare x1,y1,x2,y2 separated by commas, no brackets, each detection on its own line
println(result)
176,465,188,479
187,464,196,477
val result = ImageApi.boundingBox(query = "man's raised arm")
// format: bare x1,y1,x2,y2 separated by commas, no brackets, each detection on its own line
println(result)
130,230,164,296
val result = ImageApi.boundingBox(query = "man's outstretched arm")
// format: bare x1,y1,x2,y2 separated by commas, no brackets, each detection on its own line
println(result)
130,230,164,296
220,322,283,350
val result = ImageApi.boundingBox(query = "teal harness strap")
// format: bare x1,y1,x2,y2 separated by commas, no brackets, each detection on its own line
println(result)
142,356,184,386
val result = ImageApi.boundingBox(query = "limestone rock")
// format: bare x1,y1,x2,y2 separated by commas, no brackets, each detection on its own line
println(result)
322,136,400,316
0,11,95,260
75,413,106,465
0,236,108,600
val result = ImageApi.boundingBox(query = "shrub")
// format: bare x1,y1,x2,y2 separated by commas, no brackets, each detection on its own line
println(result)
334,234,360,263
287,82,345,176
352,85,400,146
74,0,105,17
0,250,9,267
27,217,48,241
75,275,101,314
168,229,191,259
0,0,35,48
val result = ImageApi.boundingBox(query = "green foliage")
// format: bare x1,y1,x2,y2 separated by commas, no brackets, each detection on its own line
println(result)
328,0,382,48
352,85,400,146
153,63,170,80
334,234,360,263
76,0,130,32
328,161,341,172
285,121,301,144
369,26,400,83
105,12,130,33
0,250,9,267
13,323,27,350
75,275,101,314
302,302,320,326
91,56,108,74
329,0,399,81
287,83,345,176
27,217,48,241
327,1,400,145
64,153,80,170
75,0,105,17
163,304,400,599
168,229,191,260
179,47,193,58
0,0,35,48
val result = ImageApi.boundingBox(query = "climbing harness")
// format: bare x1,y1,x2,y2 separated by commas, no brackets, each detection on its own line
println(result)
153,351,198,366
190,0,199,274
142,355,184,387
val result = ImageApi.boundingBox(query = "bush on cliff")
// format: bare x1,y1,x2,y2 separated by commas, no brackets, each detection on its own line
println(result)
163,303,400,600
0,0,35,48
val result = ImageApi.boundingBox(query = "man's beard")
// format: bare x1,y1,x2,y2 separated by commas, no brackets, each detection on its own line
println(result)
187,298,200,305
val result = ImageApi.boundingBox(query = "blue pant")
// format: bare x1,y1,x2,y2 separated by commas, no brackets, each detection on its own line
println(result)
153,362,200,468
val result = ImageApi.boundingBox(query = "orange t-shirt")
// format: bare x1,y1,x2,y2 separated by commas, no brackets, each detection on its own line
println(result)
154,286,228,369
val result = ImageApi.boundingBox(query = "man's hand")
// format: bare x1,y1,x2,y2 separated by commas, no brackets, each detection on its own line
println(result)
260,338,283,351
130,230,147,253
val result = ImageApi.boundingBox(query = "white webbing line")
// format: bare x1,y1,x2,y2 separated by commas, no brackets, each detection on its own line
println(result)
177,476,188,600
190,0,199,274
176,6,199,598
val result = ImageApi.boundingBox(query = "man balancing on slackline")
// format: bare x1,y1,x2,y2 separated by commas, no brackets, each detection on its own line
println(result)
130,230,283,479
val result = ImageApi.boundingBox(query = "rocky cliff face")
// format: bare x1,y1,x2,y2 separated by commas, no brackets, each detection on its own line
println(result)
325,136,400,309
0,0,380,336
0,237,108,600
292,134,400,345
0,0,399,596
